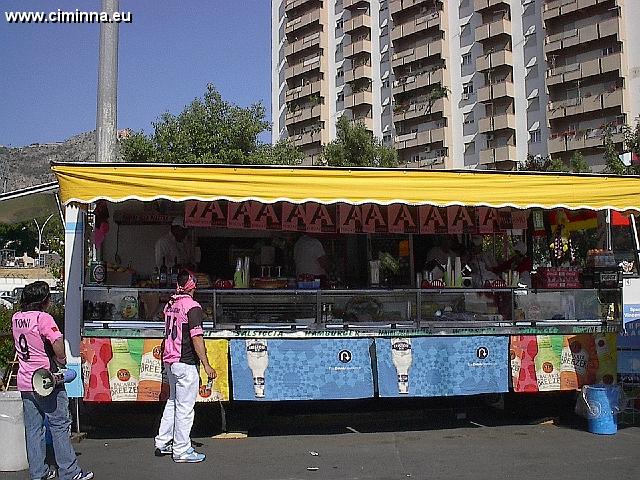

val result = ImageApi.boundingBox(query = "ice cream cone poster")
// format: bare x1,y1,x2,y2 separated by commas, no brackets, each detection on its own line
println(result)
197,340,230,402
81,338,113,402
376,336,509,397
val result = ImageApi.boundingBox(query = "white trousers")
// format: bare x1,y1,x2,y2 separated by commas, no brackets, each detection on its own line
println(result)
155,362,200,456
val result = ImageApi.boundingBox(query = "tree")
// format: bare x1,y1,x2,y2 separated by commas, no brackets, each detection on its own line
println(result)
568,152,591,173
522,153,591,173
603,123,626,175
121,84,303,165
623,120,640,174
322,116,398,167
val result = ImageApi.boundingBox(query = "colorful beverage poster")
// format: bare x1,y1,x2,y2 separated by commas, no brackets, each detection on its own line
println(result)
197,340,230,402
230,339,374,400
511,334,615,392
376,336,509,397
81,338,114,402
137,339,166,401
108,339,143,401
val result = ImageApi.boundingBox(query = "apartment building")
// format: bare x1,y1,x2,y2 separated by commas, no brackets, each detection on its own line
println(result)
272,0,639,170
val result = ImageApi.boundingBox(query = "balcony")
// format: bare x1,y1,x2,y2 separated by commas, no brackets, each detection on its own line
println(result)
391,38,444,69
475,0,510,11
390,0,432,16
285,104,322,125
548,88,623,120
345,64,373,83
478,113,516,133
546,53,622,86
390,10,441,42
344,0,370,9
286,80,322,101
543,0,602,22
285,32,323,58
285,8,321,36
394,128,447,151
544,16,619,53
394,97,446,122
351,116,374,131
479,145,517,165
344,38,372,58
477,81,514,103
476,49,513,72
285,0,315,14
344,13,371,34
291,128,323,147
345,90,373,109
392,67,444,95
285,55,321,79
475,18,511,43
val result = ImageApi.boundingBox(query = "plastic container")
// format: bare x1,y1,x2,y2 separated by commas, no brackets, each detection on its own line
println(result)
0,391,29,471
583,384,621,435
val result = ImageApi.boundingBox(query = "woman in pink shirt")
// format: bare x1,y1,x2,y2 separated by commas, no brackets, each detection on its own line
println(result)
12,281,93,480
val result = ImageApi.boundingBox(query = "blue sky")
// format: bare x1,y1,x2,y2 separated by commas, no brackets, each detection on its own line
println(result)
0,0,272,147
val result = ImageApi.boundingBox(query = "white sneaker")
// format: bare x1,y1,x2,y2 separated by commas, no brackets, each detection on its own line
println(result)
72,471,94,480
173,448,206,463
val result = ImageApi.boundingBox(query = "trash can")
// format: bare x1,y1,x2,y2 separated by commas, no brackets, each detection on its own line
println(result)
0,391,29,471
583,384,621,435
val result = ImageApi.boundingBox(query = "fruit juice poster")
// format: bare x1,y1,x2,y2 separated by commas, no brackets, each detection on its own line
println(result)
510,334,616,392
376,336,509,397
81,337,230,402
197,340,230,402
229,339,374,400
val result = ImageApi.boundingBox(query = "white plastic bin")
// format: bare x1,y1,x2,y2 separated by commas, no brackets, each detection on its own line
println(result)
0,391,29,471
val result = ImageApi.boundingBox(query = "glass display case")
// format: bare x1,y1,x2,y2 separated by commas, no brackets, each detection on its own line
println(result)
82,286,621,331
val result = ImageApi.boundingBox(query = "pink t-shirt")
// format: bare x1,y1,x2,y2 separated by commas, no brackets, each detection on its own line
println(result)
162,295,203,365
12,311,63,392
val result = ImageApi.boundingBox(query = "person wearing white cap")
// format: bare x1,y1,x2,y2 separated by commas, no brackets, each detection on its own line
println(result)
154,217,197,270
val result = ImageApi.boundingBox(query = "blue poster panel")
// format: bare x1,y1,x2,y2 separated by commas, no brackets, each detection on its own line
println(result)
230,339,374,400
376,336,509,397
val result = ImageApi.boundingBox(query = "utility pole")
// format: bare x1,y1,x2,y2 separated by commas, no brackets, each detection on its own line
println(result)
96,0,120,163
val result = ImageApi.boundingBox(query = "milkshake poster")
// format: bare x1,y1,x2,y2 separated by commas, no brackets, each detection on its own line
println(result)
510,334,616,392
376,336,509,397
229,339,374,400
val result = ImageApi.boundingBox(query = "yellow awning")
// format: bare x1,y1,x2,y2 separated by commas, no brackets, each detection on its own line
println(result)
51,162,640,211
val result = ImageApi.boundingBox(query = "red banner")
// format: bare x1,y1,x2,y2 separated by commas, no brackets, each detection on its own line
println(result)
447,206,476,234
249,202,282,230
185,200,227,227
338,203,363,234
227,201,252,229
418,205,447,234
362,204,389,234
281,202,308,232
388,204,419,234
306,202,336,233
477,207,499,234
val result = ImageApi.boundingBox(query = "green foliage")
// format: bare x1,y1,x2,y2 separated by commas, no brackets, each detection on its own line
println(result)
603,124,626,175
624,121,640,175
0,306,14,375
523,154,552,172
522,153,591,173
548,157,570,172
0,222,37,256
121,84,304,165
568,152,591,173
322,116,398,167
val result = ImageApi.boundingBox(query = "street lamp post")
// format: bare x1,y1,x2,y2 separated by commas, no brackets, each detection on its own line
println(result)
34,214,55,267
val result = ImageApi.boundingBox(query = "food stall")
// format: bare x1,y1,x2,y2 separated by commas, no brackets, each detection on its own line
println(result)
51,163,640,403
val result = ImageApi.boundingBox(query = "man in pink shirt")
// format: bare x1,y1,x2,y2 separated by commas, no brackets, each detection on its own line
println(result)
155,270,216,463
12,281,93,480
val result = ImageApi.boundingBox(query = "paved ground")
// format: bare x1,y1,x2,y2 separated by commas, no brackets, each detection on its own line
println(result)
3,395,640,480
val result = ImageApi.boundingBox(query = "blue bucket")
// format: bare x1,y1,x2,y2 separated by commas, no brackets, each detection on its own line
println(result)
584,384,620,435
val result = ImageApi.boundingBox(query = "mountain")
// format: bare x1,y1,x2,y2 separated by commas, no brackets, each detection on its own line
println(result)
1,131,99,192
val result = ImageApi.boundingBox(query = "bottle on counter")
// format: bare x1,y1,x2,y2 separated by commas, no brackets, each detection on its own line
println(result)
170,256,179,286
154,266,160,288
159,257,168,288
234,257,244,288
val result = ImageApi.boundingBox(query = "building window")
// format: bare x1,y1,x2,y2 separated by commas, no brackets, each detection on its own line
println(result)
462,82,474,100
465,141,475,155
382,79,389,88
461,23,470,37
603,46,614,56
336,68,344,78
463,111,475,124
530,129,541,143
337,92,344,102
336,43,343,53
461,52,472,66
528,97,540,112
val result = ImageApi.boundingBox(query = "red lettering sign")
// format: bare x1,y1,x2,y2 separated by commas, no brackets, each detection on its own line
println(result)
250,202,282,230
184,201,212,227
281,202,307,231
477,207,499,234
511,209,529,230
338,203,363,233
227,201,252,229
419,205,447,234
362,204,388,234
305,202,336,233
388,204,418,234
447,206,476,234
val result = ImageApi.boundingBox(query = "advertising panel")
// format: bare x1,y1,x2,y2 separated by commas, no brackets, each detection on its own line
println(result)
230,339,374,400
376,336,509,397
510,334,617,392
80,338,229,402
